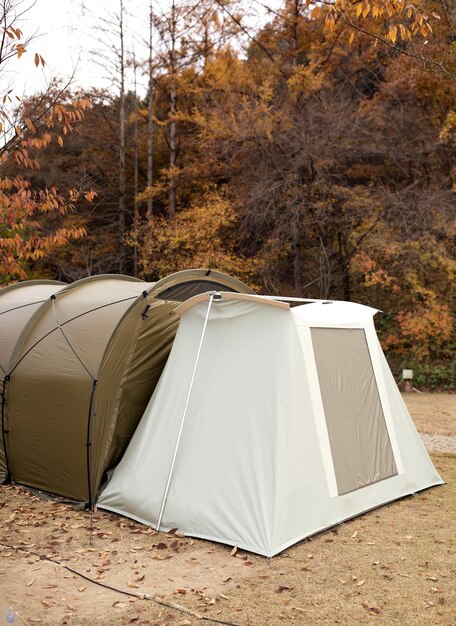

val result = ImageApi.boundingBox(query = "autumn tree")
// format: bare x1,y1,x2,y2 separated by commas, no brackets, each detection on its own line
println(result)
348,45,456,359
188,5,380,295
81,0,132,272
0,0,91,284
142,0,240,218
22,0,454,371
141,188,256,285
26,88,132,280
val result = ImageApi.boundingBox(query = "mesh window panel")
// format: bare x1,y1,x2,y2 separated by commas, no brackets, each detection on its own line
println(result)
311,328,397,495
155,281,237,302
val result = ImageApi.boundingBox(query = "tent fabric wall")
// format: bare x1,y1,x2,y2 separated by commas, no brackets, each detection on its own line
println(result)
2,270,253,502
5,275,149,501
0,280,66,483
98,294,443,557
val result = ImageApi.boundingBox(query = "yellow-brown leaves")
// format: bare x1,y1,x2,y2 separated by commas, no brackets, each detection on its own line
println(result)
24,117,36,133
3,24,46,66
314,0,437,47
440,111,456,144
287,65,325,102
72,97,90,111
389,24,398,44
34,53,45,67
15,43,26,59
139,191,256,287
5,27,22,39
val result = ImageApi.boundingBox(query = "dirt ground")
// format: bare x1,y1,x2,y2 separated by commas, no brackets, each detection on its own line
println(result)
402,393,455,437
0,393,455,626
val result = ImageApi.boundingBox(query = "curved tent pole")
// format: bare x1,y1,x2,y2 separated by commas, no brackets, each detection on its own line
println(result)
51,295,96,381
258,296,333,303
156,293,216,531
51,295,98,507
1,376,10,479
8,295,139,377
86,379,98,510
0,299,49,317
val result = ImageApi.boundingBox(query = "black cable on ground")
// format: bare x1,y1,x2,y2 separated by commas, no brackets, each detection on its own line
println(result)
0,541,241,626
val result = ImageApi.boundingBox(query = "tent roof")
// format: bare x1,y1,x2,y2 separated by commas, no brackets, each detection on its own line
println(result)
57,274,146,287
0,280,67,376
149,269,255,302
0,280,67,315
292,300,379,326
174,292,379,322
0,279,66,295
174,291,289,315
8,274,150,377
6,271,255,382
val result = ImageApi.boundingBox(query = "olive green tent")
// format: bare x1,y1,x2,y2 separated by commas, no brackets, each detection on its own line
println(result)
0,280,67,483
1,269,253,502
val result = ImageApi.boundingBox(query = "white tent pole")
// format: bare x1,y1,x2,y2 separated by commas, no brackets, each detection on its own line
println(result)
156,293,215,531
259,296,333,304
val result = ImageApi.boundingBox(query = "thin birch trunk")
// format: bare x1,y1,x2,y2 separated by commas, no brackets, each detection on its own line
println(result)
118,0,126,272
147,0,154,219
133,51,139,278
168,0,177,218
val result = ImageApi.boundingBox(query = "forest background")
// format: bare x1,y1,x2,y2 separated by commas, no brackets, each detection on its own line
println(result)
0,0,455,387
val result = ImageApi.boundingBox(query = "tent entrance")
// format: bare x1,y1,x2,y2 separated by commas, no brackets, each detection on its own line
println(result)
311,327,397,496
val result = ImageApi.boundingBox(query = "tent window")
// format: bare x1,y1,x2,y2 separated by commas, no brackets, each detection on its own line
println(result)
155,280,237,302
311,328,397,496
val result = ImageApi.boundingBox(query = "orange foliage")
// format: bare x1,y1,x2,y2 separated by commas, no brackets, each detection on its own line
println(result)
350,252,400,291
0,97,92,283
0,176,86,280
0,3,93,284
393,303,454,359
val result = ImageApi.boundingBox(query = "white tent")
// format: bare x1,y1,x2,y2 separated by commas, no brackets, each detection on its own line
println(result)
98,292,443,557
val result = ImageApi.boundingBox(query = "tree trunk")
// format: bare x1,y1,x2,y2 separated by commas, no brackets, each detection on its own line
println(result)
133,52,139,278
168,0,177,218
341,261,351,301
168,79,177,218
318,239,332,299
292,214,302,293
337,232,351,301
147,0,154,220
118,0,126,272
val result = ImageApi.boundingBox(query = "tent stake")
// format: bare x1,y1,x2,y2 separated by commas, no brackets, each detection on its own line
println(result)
156,293,215,531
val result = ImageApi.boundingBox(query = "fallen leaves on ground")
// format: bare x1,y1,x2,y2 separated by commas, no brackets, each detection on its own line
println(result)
276,585,293,593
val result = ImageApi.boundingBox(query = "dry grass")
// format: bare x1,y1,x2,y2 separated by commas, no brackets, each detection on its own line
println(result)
0,396,455,626
402,393,455,436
